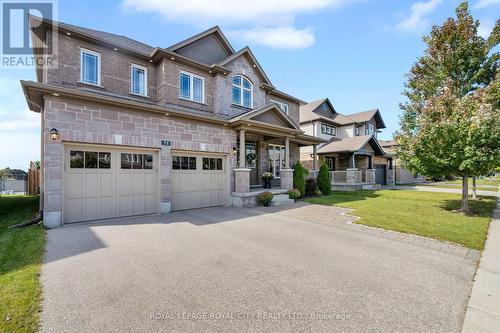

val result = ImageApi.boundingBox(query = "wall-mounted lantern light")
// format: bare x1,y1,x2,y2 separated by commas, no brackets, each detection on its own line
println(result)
50,128,59,140
232,146,237,155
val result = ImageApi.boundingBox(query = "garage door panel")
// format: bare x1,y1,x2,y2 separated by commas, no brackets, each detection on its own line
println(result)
64,146,158,223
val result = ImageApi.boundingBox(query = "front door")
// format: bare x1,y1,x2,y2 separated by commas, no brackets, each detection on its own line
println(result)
246,142,259,185
268,144,285,179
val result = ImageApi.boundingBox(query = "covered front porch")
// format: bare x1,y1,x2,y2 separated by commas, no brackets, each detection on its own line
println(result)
318,136,395,190
229,104,323,206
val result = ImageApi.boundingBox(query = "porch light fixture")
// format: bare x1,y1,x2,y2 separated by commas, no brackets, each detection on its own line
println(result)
52,93,59,97
232,147,237,155
113,48,118,51
50,128,59,140
170,57,175,60
66,32,71,36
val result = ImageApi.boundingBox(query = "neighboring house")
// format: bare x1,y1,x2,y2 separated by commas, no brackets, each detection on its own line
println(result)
299,98,395,189
0,178,26,194
22,17,323,227
378,140,425,184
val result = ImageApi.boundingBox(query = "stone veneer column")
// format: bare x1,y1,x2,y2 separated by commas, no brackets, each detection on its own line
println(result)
346,168,359,185
386,169,396,186
280,169,294,190
159,146,172,214
234,168,251,193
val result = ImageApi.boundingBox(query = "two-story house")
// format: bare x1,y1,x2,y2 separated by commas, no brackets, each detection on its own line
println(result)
22,17,323,227
299,98,395,189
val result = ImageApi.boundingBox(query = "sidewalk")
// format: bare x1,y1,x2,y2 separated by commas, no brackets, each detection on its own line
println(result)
462,189,500,332
389,185,497,196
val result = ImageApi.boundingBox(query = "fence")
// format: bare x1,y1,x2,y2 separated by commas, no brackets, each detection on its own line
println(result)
27,161,40,195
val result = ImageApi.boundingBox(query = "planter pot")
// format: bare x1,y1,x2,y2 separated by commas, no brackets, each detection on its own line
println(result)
262,178,272,189
263,202,270,207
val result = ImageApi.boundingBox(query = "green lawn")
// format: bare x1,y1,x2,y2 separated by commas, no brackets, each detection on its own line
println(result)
0,196,44,333
441,178,500,187
303,190,496,250
415,183,499,192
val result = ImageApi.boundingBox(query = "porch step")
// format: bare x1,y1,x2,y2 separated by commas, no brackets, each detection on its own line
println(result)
270,194,294,206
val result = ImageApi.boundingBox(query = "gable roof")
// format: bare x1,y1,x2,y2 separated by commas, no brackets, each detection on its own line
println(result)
229,103,301,131
216,46,273,86
300,98,357,125
317,135,385,155
168,26,235,55
348,109,386,129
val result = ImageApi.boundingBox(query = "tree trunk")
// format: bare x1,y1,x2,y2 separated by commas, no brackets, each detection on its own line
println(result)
472,177,477,200
461,176,469,213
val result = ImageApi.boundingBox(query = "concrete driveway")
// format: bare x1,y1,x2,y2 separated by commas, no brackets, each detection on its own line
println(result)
41,204,476,332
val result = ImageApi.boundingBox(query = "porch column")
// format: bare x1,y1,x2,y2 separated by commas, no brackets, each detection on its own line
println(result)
239,130,246,168
312,145,317,170
285,136,290,168
368,156,373,169
350,153,356,169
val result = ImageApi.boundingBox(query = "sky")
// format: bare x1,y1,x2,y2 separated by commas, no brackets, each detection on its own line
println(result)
0,0,498,170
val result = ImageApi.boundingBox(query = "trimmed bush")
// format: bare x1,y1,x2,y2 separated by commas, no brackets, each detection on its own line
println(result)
305,178,319,196
257,191,273,206
317,161,332,195
293,161,307,197
287,189,301,200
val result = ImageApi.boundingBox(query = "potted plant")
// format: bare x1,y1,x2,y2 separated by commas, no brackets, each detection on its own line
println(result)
261,172,274,189
257,191,273,207
287,189,301,202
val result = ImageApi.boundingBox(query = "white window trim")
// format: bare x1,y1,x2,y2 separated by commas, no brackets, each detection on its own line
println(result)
354,127,360,136
365,122,374,136
130,64,148,96
321,123,336,136
270,99,289,115
232,75,253,108
179,70,205,103
80,48,101,86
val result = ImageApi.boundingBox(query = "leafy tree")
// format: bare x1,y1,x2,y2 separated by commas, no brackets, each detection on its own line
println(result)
317,161,331,195
292,161,307,197
397,2,500,212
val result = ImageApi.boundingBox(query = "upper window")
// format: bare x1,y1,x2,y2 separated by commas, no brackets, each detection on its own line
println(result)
80,49,101,85
232,75,253,108
321,123,336,136
354,127,360,136
270,100,289,115
131,64,147,96
365,123,374,136
322,103,328,112
179,71,204,103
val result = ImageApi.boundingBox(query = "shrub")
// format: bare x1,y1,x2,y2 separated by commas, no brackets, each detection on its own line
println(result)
257,191,273,206
287,189,301,200
293,161,308,197
317,161,331,195
305,178,319,196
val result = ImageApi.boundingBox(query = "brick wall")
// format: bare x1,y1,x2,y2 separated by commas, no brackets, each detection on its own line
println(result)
42,96,237,225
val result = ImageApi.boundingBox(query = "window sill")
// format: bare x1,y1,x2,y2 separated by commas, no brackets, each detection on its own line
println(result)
231,103,253,111
77,81,105,89
129,92,150,99
178,96,208,106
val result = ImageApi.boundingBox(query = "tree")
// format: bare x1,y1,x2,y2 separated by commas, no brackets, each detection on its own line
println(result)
292,161,307,197
317,161,331,195
397,1,500,212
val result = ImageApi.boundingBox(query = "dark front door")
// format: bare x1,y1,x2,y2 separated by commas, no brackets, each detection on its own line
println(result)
246,142,259,185
374,164,386,185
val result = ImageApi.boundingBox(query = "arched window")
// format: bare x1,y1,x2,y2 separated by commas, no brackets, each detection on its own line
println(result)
232,75,253,108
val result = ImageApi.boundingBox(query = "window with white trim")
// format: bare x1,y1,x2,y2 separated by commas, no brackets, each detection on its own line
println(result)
354,127,360,136
365,123,374,135
179,71,204,103
321,123,336,136
270,100,289,115
131,64,147,96
322,103,328,112
80,48,101,85
232,75,253,108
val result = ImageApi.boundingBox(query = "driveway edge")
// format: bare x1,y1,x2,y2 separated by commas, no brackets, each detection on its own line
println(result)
462,188,500,332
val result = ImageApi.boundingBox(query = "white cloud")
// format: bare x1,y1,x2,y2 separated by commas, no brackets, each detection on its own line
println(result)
0,130,40,170
122,0,358,48
391,0,442,33
0,110,40,131
477,19,494,38
229,27,315,49
474,0,500,9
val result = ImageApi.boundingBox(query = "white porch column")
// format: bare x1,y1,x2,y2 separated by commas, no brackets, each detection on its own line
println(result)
239,130,246,168
285,136,290,168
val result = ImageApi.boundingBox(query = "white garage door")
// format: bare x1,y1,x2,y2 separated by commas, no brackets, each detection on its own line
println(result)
64,145,159,223
171,153,227,211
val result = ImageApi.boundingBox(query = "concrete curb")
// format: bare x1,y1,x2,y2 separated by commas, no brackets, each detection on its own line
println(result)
462,187,500,332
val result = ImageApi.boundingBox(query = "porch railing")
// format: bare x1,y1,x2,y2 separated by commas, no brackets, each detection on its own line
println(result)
330,170,374,185
330,171,347,183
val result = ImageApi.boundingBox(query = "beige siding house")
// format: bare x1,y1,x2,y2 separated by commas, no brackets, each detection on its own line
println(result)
23,17,322,227
299,98,395,190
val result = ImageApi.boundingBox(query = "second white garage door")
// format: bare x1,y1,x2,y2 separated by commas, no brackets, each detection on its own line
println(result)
170,153,227,211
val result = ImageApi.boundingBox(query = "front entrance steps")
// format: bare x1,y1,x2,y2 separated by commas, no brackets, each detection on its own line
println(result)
270,194,294,206
231,188,293,208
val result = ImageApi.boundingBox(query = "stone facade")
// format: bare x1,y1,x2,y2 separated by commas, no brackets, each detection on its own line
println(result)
42,96,237,227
